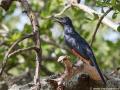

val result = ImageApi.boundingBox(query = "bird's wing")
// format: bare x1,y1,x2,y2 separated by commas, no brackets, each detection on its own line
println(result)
74,36,96,65
72,36,106,84
75,45,92,63
65,32,96,65
80,42,106,84
65,31,97,65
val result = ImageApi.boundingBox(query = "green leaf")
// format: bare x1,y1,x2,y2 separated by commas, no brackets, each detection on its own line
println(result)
112,12,117,19
114,3,120,12
93,13,99,20
111,0,116,6
96,1,111,7
117,26,120,32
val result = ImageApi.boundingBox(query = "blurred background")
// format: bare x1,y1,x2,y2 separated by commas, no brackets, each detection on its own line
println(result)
0,0,120,77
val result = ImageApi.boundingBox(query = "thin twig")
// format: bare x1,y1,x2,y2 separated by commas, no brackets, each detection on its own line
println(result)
90,7,113,47
42,5,71,19
53,5,71,17
0,33,33,76
8,46,36,58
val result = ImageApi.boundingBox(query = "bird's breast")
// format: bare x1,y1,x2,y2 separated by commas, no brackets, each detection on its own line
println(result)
64,34,77,48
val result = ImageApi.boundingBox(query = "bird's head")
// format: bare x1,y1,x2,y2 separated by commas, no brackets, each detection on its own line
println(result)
53,16,72,26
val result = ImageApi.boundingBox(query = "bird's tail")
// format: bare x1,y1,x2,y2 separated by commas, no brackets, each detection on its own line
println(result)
90,56,106,85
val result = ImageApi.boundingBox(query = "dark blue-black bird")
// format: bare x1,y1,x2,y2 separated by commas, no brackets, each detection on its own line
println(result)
53,16,106,85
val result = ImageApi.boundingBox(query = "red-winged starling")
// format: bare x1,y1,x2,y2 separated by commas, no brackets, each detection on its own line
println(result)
53,16,106,85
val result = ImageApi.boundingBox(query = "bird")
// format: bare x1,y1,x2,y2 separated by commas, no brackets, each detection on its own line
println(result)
53,16,106,85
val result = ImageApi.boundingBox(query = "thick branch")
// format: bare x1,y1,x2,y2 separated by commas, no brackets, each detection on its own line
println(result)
19,0,42,88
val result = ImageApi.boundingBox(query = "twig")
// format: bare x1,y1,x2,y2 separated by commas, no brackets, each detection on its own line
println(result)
90,7,113,47
8,46,35,58
20,0,42,88
42,5,71,19
8,47,54,75
0,33,33,76
53,5,71,17
72,3,119,31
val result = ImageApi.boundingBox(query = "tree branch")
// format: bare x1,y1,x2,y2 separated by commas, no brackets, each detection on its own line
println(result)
90,7,113,47
8,46,36,58
72,3,119,31
44,1,119,31
40,4,71,20
0,33,33,76
19,0,42,88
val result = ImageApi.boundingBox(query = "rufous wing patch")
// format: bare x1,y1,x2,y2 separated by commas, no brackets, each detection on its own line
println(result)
71,49,91,65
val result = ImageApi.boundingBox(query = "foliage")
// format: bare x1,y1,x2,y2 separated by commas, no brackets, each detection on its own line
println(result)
0,0,120,76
